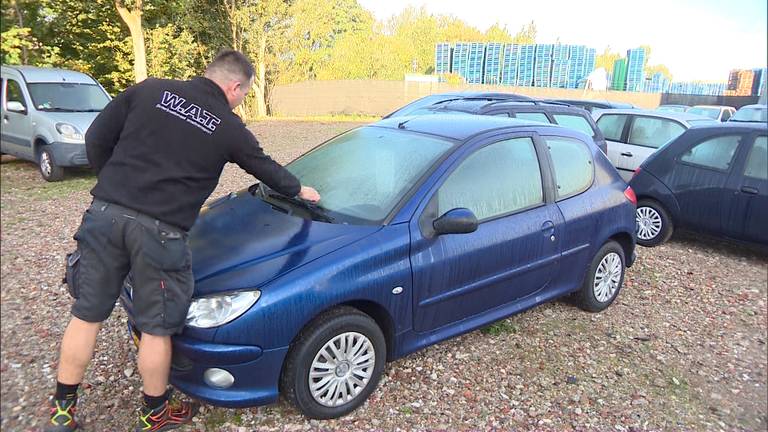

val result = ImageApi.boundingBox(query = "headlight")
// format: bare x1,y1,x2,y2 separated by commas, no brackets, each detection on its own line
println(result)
186,290,261,328
55,123,84,141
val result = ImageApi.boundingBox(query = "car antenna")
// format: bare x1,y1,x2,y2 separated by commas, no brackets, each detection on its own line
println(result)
397,119,411,129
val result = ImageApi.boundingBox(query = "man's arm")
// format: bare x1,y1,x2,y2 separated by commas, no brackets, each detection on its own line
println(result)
84,85,136,174
229,128,303,198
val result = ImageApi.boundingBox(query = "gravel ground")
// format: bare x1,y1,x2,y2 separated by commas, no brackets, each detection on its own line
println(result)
1,120,766,432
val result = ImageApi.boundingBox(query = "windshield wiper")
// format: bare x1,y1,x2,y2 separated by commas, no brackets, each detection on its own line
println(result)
39,107,78,112
253,183,334,223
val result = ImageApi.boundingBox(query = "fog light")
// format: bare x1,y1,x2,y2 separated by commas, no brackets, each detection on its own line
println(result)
204,368,234,389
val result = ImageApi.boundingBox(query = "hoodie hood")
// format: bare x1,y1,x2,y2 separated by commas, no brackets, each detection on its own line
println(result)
189,191,380,296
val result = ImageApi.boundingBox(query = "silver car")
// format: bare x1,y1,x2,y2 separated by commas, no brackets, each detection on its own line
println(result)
592,109,717,181
1,65,111,181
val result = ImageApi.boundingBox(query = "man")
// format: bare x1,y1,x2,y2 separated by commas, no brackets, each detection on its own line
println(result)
46,50,320,432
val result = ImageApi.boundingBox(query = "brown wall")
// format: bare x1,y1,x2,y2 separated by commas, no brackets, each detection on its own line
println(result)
270,80,663,116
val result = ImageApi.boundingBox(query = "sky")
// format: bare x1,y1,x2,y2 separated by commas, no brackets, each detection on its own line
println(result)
358,0,768,82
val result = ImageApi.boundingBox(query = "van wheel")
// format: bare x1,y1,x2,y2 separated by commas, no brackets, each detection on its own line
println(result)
39,148,65,181
281,306,386,419
576,240,625,312
635,199,673,247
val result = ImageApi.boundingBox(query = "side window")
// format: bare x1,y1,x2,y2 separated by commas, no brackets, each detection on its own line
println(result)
545,136,594,199
744,136,767,180
596,114,628,141
0,78,4,104
488,111,510,117
628,117,685,148
679,135,741,171
514,112,551,123
6,79,27,110
552,114,596,137
437,137,543,220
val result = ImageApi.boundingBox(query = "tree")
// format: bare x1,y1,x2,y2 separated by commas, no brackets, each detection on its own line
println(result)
512,20,536,44
115,0,148,82
595,46,621,75
484,23,514,43
145,24,197,79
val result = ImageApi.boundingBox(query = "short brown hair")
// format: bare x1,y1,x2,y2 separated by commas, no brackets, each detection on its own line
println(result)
205,50,255,81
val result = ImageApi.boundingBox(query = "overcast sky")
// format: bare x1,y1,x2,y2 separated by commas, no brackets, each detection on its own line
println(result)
358,0,768,82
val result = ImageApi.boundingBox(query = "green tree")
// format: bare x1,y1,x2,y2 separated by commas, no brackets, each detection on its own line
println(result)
145,24,198,79
512,20,536,44
484,23,514,43
595,46,621,75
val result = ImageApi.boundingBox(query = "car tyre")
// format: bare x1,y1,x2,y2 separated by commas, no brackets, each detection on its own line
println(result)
635,199,673,247
38,147,65,182
576,240,625,312
281,306,386,419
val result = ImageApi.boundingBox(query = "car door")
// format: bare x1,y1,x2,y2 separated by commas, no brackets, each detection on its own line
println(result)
1,77,34,159
621,115,686,181
409,133,563,333
722,134,768,243
667,133,743,234
595,113,630,175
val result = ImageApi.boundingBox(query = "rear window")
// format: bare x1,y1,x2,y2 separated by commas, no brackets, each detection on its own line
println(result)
514,112,551,123
679,135,741,171
744,136,767,180
552,114,595,137
544,136,594,199
596,114,628,141
627,117,685,149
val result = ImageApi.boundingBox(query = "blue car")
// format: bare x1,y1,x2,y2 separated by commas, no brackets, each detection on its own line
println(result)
630,123,768,247
120,115,637,419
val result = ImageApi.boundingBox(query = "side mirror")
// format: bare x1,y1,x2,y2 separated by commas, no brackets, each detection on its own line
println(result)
433,208,478,235
6,101,26,114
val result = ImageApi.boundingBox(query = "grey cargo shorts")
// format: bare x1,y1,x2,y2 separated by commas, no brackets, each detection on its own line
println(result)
65,199,193,336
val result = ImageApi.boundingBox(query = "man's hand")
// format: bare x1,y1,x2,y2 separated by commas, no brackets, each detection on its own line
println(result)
298,186,320,203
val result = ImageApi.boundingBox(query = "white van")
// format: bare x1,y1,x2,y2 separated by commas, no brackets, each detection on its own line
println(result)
1,65,111,181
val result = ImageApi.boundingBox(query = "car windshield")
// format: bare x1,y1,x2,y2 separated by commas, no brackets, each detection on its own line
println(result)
27,83,110,112
686,107,720,119
730,107,768,122
688,119,719,125
657,106,687,113
286,127,455,224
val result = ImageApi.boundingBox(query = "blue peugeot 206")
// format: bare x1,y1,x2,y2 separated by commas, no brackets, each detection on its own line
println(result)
121,114,637,419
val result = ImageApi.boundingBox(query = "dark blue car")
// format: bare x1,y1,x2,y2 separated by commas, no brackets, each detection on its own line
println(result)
630,123,768,246
121,115,637,419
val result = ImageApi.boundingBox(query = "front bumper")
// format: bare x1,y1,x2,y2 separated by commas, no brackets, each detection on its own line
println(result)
48,142,89,167
121,289,287,408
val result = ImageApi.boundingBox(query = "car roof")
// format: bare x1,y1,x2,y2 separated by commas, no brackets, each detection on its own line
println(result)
737,104,767,109
659,104,689,107
594,108,715,122
1,65,97,84
689,122,767,132
552,99,634,107
373,113,563,141
689,105,734,109
435,98,574,113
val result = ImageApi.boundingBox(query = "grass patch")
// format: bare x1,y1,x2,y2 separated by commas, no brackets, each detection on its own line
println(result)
1,161,95,201
480,319,519,336
203,408,231,430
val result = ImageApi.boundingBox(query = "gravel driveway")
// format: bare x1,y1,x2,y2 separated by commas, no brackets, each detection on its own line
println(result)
1,120,766,431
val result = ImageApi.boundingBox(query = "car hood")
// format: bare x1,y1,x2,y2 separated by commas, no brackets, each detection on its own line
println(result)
36,111,100,133
189,191,380,296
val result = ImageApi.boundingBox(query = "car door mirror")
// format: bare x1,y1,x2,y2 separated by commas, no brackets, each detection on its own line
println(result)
433,208,478,235
6,101,26,114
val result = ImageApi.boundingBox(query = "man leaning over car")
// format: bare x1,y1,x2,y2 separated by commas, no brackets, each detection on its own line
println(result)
45,50,320,432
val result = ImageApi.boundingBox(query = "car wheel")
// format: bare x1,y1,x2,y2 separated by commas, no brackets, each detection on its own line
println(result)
635,199,673,247
281,306,386,419
38,147,65,182
576,240,625,312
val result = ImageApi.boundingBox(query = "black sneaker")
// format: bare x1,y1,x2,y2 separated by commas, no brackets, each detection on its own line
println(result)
45,398,79,431
134,398,199,432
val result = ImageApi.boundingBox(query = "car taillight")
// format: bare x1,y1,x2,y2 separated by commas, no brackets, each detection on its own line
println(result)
624,186,637,205
631,167,641,180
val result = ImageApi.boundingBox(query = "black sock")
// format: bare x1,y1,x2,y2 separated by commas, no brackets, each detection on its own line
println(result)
143,391,168,410
54,382,79,401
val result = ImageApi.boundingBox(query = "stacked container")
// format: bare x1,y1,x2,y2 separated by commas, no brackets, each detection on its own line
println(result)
451,43,471,82
625,48,646,92
550,44,570,88
501,44,519,86
534,44,553,87
517,44,536,87
466,42,486,84
612,58,627,91
483,43,503,85
435,43,452,76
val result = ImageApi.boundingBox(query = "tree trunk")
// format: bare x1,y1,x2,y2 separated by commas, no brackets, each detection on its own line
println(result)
11,0,28,64
115,0,148,83
255,37,268,117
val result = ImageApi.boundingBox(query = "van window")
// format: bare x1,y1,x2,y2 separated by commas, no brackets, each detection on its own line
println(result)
628,117,685,148
5,79,27,110
437,137,543,220
552,114,595,137
514,112,551,123
544,136,594,199
596,114,628,141
680,135,740,171
744,136,768,180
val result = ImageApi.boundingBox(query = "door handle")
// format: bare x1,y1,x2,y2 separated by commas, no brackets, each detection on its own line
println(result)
620,152,633,157
2,115,8,121
541,220,555,240
740,186,759,195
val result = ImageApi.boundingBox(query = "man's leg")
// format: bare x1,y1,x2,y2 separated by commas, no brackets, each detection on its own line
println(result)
57,317,102,385
137,333,171,396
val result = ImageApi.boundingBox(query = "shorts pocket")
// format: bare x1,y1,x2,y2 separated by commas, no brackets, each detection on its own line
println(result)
64,250,82,299
142,226,189,271
160,271,194,331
